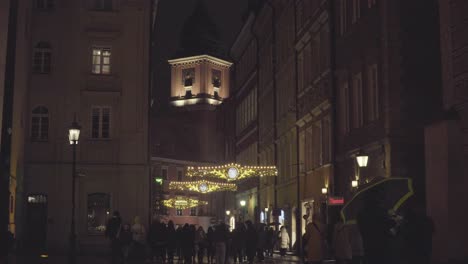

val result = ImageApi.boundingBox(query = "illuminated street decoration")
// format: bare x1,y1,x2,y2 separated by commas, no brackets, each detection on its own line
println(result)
187,163,277,181
163,196,208,209
169,180,237,193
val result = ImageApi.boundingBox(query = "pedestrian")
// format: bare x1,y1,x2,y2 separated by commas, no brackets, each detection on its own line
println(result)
181,224,195,264
206,226,216,264
190,225,197,263
265,227,275,257
176,225,183,261
105,211,122,264
333,220,352,264
213,222,229,264
148,216,167,263
231,223,244,263
278,226,290,257
303,214,326,264
119,223,133,263
245,221,258,264
348,223,364,264
131,216,146,261
166,220,177,264
195,226,207,264
256,224,267,261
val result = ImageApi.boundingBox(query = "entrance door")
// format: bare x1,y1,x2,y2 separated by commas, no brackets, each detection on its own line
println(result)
26,194,48,252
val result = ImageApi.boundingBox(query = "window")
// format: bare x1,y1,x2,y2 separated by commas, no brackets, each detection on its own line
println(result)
91,106,111,139
341,82,350,134
212,69,221,88
352,0,361,23
92,0,113,11
91,47,111,74
177,169,183,181
35,0,54,9
33,42,52,74
340,0,348,35
368,0,376,8
352,73,363,128
87,193,110,235
367,64,379,121
190,208,197,216
31,106,49,141
176,209,183,216
161,167,168,180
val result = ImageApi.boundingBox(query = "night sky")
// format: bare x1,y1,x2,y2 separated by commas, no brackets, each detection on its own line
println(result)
152,0,249,108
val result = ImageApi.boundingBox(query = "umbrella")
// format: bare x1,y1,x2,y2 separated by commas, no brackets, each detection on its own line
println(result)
340,177,414,224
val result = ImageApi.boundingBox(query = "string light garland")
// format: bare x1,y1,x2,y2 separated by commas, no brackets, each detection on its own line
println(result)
162,196,208,209
186,163,277,181
169,180,237,193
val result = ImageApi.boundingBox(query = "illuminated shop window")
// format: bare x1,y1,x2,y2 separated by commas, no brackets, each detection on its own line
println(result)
87,193,110,235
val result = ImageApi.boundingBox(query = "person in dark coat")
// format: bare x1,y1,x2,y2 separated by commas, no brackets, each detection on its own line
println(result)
119,223,132,263
245,221,258,264
231,223,245,263
181,224,195,264
256,224,267,261
105,211,122,264
166,220,177,264
148,217,167,263
213,222,229,264
265,227,275,257
206,226,215,264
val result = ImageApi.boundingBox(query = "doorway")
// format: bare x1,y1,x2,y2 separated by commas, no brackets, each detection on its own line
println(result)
25,194,48,252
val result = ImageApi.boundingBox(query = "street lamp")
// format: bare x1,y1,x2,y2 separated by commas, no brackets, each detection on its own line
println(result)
226,210,230,216
240,200,246,222
351,180,359,188
321,187,328,194
356,155,369,168
68,117,80,264
240,200,246,207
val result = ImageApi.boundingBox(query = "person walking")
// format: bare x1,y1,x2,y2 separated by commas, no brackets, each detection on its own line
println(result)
256,224,267,261
181,224,195,264
333,220,352,264
131,216,146,262
206,226,215,264
278,226,290,257
265,227,275,257
148,217,167,263
105,211,122,264
166,221,177,264
245,221,258,264
303,214,326,264
213,223,229,264
195,226,207,264
119,223,133,263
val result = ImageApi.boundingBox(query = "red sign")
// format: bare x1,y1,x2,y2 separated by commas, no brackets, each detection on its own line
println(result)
328,196,344,205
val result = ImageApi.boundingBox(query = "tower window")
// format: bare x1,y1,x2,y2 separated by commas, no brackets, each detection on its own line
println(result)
212,69,221,88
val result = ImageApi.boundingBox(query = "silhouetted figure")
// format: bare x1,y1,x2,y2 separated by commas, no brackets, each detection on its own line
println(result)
357,189,394,264
245,221,258,264
232,223,245,263
148,217,167,263
166,221,177,264
213,223,229,264
105,211,122,264
400,206,434,264
119,223,132,262
266,227,275,257
181,224,195,264
303,214,326,264
206,226,215,264
195,226,207,264
256,224,267,261
0,230,14,264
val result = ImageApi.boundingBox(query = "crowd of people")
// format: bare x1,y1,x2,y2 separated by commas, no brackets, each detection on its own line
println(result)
105,213,289,264
106,196,434,264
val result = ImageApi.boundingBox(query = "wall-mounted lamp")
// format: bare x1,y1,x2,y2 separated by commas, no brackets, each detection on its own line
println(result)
356,155,369,168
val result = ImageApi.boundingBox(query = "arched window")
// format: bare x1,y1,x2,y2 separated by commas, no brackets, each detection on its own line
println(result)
33,42,52,74
31,106,49,141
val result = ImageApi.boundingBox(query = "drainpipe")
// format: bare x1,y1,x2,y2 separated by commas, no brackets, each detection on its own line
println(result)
265,0,278,231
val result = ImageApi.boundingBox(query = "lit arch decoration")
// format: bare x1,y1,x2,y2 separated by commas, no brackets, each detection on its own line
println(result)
162,196,208,209
169,180,237,193
186,163,277,181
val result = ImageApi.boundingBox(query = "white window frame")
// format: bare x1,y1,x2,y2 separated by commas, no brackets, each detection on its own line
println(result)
91,106,111,139
31,106,49,141
33,43,52,74
91,46,112,75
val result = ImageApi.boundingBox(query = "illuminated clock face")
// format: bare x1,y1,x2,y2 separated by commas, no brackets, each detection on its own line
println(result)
198,183,208,193
227,167,239,180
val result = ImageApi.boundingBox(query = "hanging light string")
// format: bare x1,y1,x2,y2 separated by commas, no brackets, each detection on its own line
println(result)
168,180,237,193
162,196,208,209
186,163,277,181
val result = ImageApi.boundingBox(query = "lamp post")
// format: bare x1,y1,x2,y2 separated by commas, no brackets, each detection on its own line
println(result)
354,154,369,188
68,118,81,264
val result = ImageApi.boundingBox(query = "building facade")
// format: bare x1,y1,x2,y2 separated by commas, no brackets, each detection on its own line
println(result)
18,0,151,251
426,0,468,262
